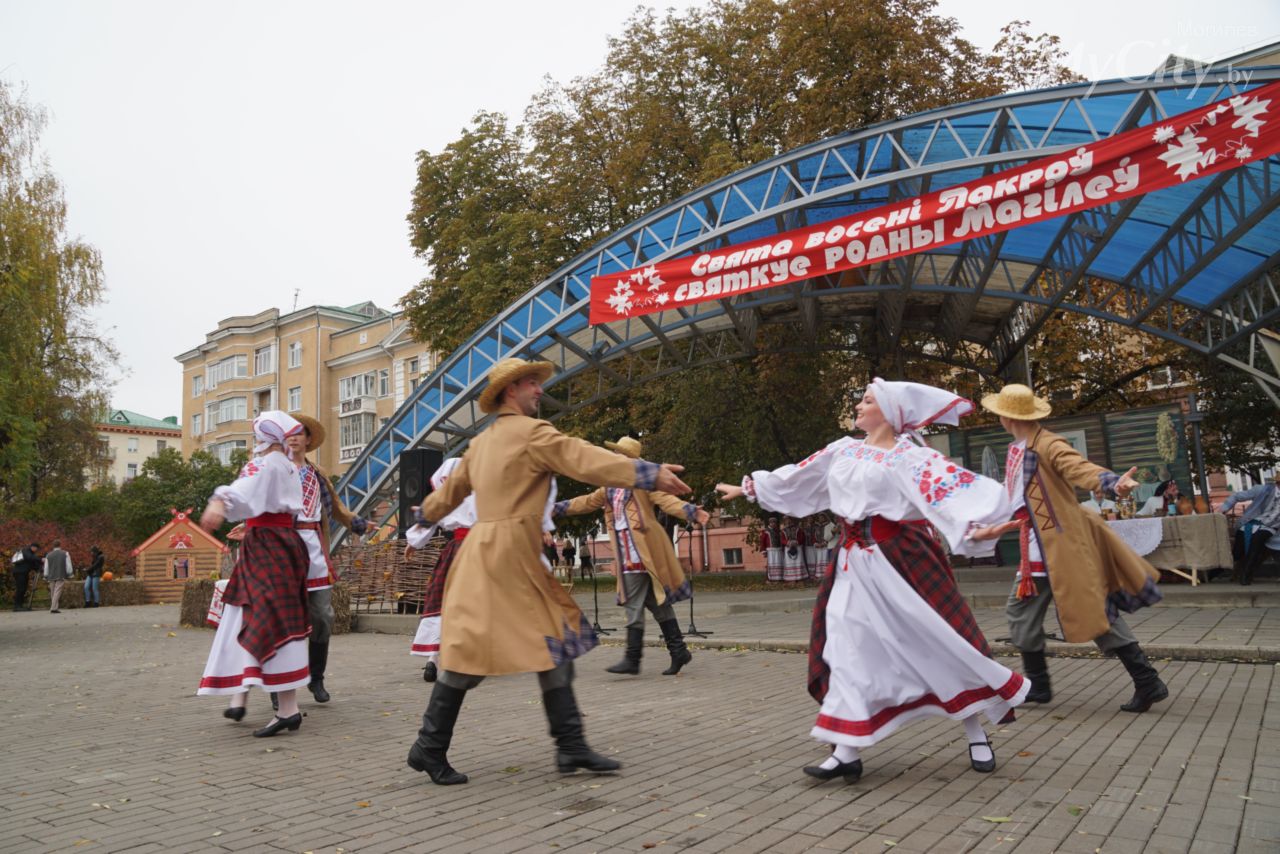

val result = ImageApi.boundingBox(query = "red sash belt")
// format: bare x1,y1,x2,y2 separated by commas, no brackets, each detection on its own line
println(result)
294,520,322,531
840,516,928,550
247,513,294,528
1013,507,1038,600
452,527,469,541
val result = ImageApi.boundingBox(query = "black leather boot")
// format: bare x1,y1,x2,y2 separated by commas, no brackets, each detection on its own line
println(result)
605,627,643,675
543,685,621,774
307,640,331,703
658,618,692,675
1115,643,1169,713
270,692,279,712
1020,650,1052,703
406,682,469,785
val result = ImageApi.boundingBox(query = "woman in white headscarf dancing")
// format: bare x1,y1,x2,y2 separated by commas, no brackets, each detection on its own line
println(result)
197,411,313,738
717,379,1028,782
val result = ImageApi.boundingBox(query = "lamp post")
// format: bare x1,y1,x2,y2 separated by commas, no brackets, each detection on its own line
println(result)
1187,393,1210,501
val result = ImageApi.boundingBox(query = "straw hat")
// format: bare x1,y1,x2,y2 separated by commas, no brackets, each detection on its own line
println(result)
603,436,642,459
478,358,555,414
980,384,1052,421
293,414,326,451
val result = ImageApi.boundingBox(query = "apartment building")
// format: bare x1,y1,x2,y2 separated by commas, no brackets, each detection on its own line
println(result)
176,302,439,475
94,409,182,485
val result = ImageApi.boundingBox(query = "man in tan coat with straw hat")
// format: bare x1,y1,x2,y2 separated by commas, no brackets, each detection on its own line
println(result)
555,436,710,676
405,358,693,785
982,384,1168,714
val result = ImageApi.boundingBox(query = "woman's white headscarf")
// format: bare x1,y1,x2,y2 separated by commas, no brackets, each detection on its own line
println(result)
869,377,974,442
253,410,303,454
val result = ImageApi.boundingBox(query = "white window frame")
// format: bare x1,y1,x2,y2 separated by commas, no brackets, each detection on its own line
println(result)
127,437,139,453
287,342,302,369
288,387,302,411
192,375,204,397
192,413,203,436
379,369,390,398
254,344,276,376
339,412,377,448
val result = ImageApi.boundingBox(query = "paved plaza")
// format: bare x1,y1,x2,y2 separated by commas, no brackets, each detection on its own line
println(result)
1,598,1278,854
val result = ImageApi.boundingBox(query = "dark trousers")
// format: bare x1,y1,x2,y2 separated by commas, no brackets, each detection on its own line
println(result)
11,569,30,609
1233,527,1275,582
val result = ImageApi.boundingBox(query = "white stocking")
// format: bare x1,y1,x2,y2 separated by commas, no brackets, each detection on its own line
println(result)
964,714,993,763
818,743,860,770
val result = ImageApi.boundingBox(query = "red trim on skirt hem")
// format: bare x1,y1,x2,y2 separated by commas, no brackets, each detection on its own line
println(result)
815,673,1025,737
199,664,311,689
411,643,440,653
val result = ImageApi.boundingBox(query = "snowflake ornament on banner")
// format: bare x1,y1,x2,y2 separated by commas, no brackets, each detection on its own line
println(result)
605,281,635,316
1158,92,1271,182
607,265,667,317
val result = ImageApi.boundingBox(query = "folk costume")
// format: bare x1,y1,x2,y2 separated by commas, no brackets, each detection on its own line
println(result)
198,412,311,736
781,518,808,582
555,436,697,676
760,520,785,582
406,358,671,785
408,457,559,681
739,379,1028,781
290,415,367,704
983,384,1167,714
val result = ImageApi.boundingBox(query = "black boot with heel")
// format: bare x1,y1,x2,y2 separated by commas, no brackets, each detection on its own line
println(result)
544,685,621,774
658,618,692,675
605,627,643,675
407,682,469,785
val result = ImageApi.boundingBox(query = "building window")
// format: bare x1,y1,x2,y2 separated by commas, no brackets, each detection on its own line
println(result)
207,354,248,388
339,413,377,448
207,396,247,429
288,342,302,369
210,439,247,465
408,357,419,374
254,344,276,376
157,440,167,453
288,387,302,411
338,371,378,402
192,375,204,397
379,369,389,397
126,463,138,479
722,548,743,566
127,437,139,453
192,413,202,435
253,388,275,416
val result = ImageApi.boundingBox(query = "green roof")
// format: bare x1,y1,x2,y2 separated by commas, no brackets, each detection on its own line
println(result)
100,409,182,431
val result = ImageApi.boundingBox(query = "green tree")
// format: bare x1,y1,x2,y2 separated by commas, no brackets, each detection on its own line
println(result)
113,448,246,544
0,79,117,504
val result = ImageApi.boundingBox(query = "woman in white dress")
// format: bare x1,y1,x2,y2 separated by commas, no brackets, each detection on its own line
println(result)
717,379,1028,782
198,412,312,738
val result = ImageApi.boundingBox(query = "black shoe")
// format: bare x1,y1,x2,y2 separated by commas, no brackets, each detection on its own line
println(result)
544,685,621,774
1019,650,1052,703
223,706,247,722
270,692,279,712
252,713,302,737
968,742,996,773
658,618,692,675
307,641,330,702
1116,642,1169,713
605,626,643,675
423,661,438,683
407,682,469,785
803,758,863,782
50,609,60,614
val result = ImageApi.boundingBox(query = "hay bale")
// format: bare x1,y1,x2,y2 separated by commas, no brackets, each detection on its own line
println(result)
178,577,352,633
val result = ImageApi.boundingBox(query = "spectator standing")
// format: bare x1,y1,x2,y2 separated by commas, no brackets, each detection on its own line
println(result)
84,546,105,608
43,540,74,614
561,539,577,574
11,543,40,611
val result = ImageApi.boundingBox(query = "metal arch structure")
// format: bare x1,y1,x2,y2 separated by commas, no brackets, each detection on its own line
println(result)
333,66,1280,548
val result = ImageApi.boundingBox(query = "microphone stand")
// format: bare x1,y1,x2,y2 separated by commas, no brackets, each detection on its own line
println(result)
684,520,712,638
587,524,614,635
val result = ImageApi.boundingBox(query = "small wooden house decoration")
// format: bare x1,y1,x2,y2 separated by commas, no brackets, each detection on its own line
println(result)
132,508,229,603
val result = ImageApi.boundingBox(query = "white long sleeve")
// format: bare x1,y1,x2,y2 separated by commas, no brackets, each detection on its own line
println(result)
747,437,854,518
212,451,304,523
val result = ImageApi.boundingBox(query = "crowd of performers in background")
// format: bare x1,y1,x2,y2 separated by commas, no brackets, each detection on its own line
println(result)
759,513,839,582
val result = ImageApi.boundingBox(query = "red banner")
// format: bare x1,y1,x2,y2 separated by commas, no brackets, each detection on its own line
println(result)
589,81,1280,325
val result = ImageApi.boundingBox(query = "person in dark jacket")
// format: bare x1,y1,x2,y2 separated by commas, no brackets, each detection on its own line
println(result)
84,546,105,608
11,543,41,611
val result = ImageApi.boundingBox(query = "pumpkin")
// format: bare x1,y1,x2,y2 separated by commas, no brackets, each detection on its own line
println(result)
102,571,114,581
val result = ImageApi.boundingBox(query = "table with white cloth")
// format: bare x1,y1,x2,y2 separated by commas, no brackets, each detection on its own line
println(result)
1106,513,1233,585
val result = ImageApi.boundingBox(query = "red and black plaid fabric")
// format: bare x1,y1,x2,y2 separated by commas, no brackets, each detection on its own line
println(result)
421,532,465,617
807,517,992,703
222,525,310,663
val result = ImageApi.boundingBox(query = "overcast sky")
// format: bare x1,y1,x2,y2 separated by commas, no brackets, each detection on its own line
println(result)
1,0,1277,420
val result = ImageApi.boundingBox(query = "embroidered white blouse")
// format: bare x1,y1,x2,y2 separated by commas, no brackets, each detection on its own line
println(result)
213,451,305,523
743,436,1012,558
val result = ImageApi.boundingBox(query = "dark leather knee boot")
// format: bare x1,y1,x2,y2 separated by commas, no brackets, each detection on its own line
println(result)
1116,643,1168,713
543,685,621,774
606,626,643,674
307,640,330,703
1020,650,1052,703
407,682,469,784
657,618,692,675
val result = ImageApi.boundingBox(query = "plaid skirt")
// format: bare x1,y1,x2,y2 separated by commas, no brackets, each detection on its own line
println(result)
422,532,466,618
222,525,310,664
808,517,991,704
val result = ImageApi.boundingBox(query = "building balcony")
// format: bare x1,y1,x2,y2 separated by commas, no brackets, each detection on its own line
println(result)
339,445,366,463
339,395,377,416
